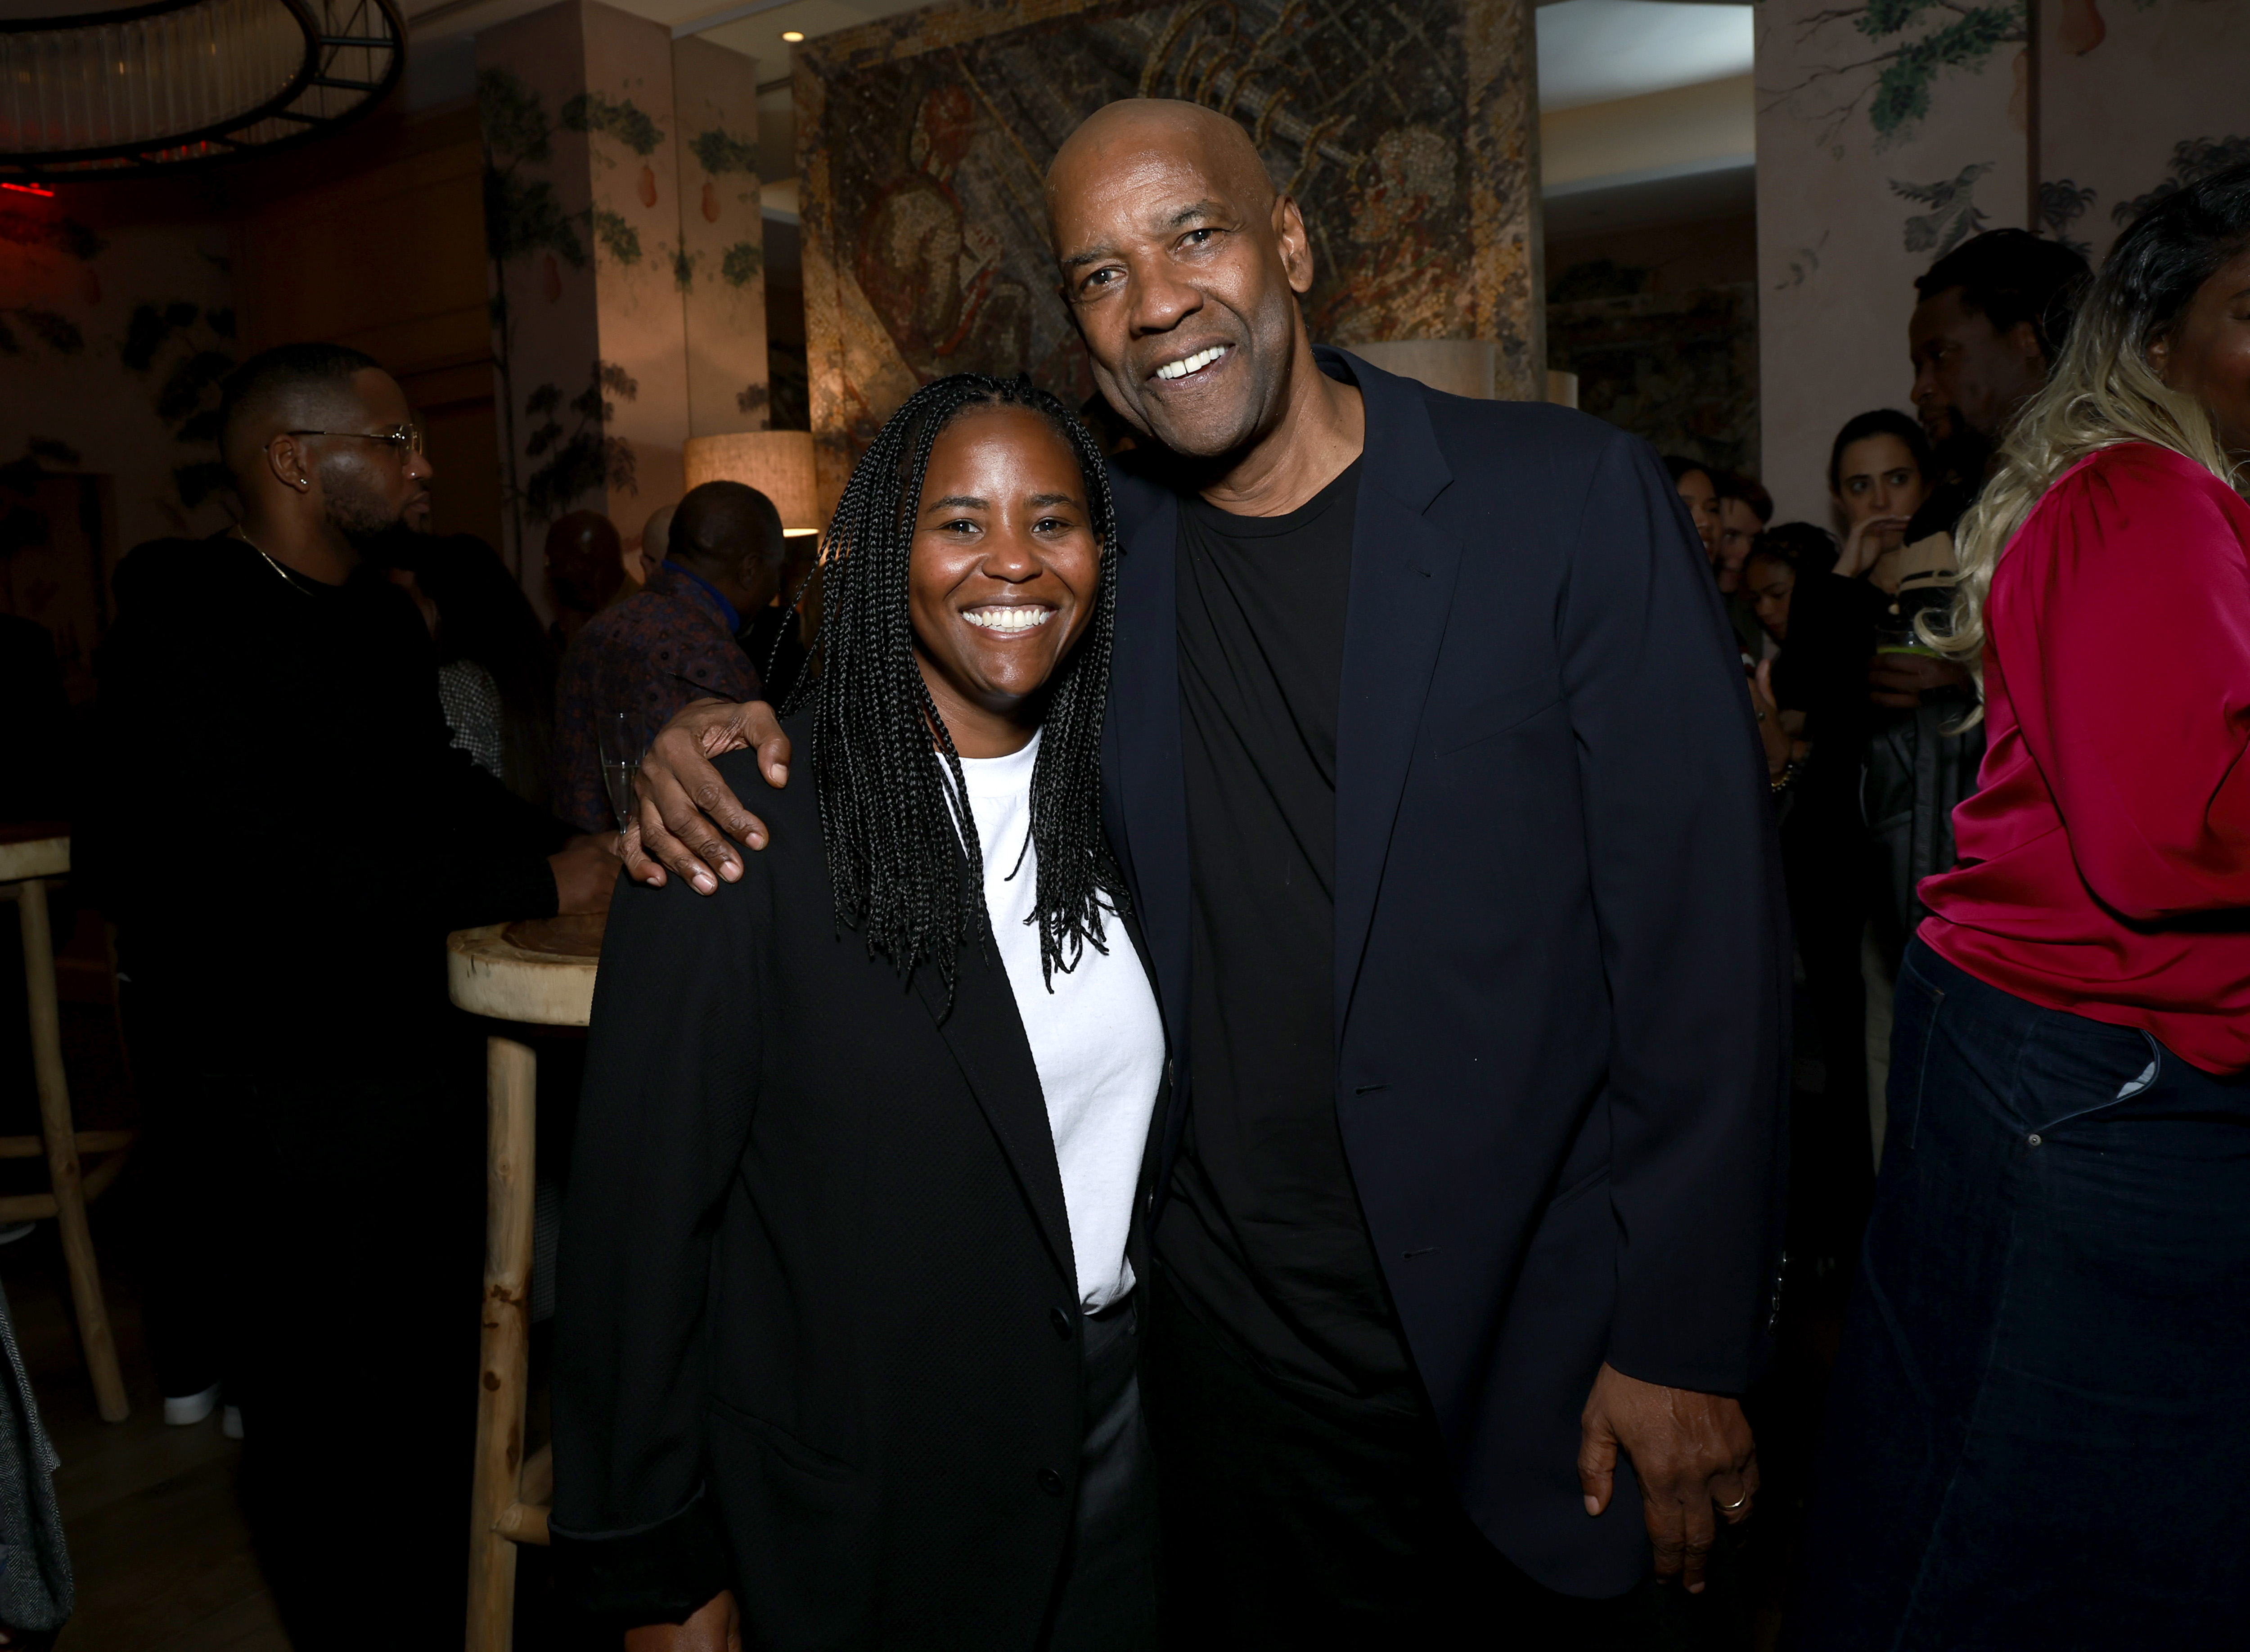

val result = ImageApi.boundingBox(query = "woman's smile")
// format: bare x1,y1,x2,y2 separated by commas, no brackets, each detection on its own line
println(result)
962,602,1058,633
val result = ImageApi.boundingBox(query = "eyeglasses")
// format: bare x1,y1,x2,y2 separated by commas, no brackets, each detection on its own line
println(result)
283,423,425,459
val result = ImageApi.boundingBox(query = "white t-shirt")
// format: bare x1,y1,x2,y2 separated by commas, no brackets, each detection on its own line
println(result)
953,732,1165,1310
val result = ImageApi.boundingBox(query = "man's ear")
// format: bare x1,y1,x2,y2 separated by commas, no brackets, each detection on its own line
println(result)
1274,194,1316,297
2007,318,2045,367
266,433,311,493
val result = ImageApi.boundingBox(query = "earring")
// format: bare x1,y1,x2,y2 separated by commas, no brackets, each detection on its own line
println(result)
298,478,310,489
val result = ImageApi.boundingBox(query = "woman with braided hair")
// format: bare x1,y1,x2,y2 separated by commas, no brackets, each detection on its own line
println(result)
552,374,1165,1651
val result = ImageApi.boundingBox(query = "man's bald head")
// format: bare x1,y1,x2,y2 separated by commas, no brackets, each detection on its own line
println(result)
1045,97,1316,462
670,480,786,578
1044,99,1274,240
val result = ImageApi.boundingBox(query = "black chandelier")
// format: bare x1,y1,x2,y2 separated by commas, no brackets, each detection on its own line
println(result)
0,0,405,180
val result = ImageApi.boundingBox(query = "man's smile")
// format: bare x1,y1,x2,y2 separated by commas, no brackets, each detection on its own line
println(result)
1151,343,1233,383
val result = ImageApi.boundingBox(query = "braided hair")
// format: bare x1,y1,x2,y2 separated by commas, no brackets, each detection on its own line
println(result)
783,373,1128,1004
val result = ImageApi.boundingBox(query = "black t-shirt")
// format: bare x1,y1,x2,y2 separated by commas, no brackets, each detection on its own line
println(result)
1155,459,1416,1405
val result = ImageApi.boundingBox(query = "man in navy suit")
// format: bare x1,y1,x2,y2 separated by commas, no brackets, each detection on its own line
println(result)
624,99,1786,1642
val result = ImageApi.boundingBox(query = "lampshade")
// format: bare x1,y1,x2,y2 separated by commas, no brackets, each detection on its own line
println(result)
0,0,405,181
1350,338,1497,400
683,430,821,536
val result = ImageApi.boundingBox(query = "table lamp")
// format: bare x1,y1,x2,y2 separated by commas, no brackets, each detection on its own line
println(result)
682,431,822,538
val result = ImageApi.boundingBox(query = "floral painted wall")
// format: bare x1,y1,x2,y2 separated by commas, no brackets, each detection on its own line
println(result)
1754,0,2029,524
476,1,764,578
0,198,235,692
1755,0,2248,526
2034,0,2247,266
795,0,1540,502
674,38,769,443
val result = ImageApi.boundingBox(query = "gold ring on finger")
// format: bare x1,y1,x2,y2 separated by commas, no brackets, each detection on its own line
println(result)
1715,1492,1749,1513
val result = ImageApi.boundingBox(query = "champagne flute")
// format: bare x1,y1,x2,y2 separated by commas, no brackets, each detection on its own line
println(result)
597,711,640,837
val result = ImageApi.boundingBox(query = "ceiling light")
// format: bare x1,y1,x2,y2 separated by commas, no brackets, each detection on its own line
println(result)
0,0,405,181
780,29,804,41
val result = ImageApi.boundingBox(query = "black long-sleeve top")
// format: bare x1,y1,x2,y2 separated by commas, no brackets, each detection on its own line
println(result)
1773,568,1887,749
89,534,564,1050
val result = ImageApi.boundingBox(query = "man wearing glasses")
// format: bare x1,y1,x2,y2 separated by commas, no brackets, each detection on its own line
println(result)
90,343,616,1643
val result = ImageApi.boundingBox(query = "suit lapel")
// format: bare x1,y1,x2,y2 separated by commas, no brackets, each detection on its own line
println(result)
1328,349,1463,1041
1104,481,1193,1065
912,950,1077,1288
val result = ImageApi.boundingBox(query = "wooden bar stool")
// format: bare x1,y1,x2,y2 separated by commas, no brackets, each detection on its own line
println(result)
447,911,604,1652
0,825,131,1424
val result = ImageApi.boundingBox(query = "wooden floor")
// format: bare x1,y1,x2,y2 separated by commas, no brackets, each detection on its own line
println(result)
0,898,286,1652
6,1220,288,1652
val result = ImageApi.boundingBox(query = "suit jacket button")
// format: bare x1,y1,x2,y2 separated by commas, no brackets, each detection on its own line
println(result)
1051,1306,1075,1340
1039,1468,1066,1497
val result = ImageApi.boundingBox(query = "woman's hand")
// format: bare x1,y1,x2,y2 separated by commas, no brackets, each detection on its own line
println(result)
549,832,623,914
1867,651,1973,709
625,700,793,893
624,1591,741,1652
1832,513,1913,581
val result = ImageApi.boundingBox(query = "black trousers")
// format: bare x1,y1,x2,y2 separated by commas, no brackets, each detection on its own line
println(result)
1144,1266,1664,1650
1043,1290,1160,1652
124,980,484,1649
1779,784,1875,1262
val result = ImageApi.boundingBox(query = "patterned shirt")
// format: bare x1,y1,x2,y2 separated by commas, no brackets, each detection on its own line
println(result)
551,561,761,832
438,658,505,780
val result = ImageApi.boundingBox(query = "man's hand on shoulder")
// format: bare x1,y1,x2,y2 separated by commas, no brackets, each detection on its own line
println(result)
625,698,792,894
622,1590,740,1652
1578,1361,1757,1595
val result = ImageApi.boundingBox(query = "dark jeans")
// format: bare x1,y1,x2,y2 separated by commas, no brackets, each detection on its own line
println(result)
1043,1290,1159,1652
1145,1266,1714,1650
1789,940,2250,1648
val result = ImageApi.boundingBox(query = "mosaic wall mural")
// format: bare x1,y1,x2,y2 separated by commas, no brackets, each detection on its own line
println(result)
794,0,1538,498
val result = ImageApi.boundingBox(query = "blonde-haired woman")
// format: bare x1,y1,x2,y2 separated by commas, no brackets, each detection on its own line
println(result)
1789,165,2250,1646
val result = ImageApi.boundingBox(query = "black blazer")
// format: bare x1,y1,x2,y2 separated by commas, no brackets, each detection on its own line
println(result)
551,727,1164,1646
1100,349,1790,1596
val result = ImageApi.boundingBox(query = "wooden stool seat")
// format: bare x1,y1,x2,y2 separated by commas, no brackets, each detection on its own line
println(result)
0,827,131,1424
449,911,604,1652
0,836,68,883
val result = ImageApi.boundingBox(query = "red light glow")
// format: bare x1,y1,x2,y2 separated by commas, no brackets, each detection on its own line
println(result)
1,182,56,198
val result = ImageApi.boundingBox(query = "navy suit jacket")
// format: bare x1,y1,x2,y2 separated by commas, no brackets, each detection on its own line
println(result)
1098,347,1791,1596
